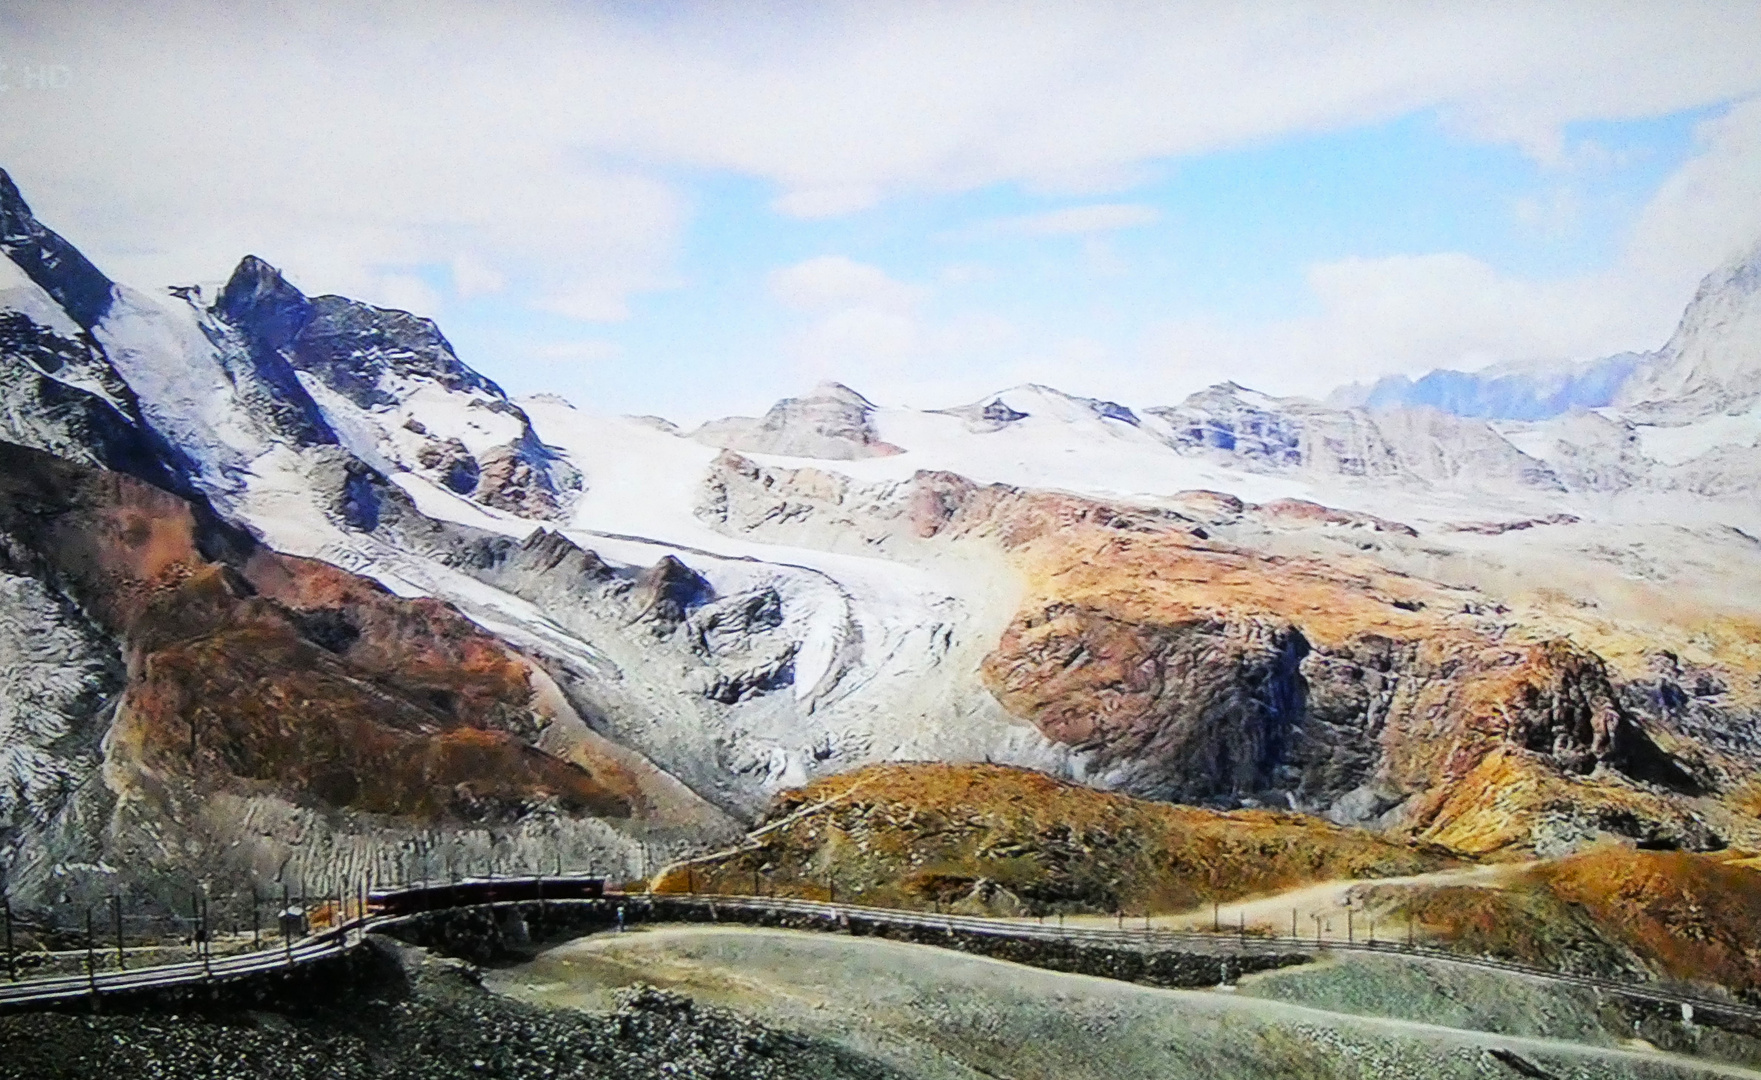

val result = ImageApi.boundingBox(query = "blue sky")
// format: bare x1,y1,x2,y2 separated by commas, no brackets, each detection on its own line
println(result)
444,103,1725,419
5,2,1761,422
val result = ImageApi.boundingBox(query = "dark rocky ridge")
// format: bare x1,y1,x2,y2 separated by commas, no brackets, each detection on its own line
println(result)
207,256,339,446
0,314,193,497
0,168,114,329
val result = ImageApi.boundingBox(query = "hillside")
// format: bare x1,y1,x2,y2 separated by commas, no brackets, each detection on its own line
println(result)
654,762,1454,914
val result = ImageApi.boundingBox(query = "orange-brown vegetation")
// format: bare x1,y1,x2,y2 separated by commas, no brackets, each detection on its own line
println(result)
654,762,1453,915
1362,847,1761,993
899,469,1714,853
1535,847,1761,992
0,442,648,825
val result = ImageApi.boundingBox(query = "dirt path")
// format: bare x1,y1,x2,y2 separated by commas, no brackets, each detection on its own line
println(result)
1060,862,1532,943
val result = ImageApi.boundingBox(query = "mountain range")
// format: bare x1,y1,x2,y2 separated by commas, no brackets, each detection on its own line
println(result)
2,165,1760,918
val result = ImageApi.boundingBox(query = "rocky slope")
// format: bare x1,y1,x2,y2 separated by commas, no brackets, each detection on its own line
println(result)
695,451,1752,856
0,440,731,908
1353,846,1761,996
5,160,1761,923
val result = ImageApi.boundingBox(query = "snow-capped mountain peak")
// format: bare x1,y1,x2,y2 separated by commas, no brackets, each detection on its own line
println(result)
0,168,115,331
1619,239,1761,419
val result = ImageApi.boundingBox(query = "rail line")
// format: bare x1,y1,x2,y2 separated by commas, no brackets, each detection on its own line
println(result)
1,881,1756,1026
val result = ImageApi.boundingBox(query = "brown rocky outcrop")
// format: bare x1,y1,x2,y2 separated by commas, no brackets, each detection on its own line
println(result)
0,441,682,826
982,608,1309,802
699,453,1720,856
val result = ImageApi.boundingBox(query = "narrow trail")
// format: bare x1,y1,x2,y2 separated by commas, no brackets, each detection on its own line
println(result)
1066,862,1532,941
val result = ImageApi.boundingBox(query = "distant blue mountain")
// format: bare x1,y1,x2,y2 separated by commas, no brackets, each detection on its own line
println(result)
1336,353,1645,421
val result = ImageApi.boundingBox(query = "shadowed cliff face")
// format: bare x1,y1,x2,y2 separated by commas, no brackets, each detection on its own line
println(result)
983,608,1310,802
0,441,645,825
971,493,1710,848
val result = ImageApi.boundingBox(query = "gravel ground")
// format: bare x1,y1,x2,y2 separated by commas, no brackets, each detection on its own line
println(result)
493,924,1761,1080
0,939,904,1080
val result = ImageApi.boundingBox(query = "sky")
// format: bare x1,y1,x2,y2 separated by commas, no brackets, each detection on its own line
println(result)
3,1,1761,424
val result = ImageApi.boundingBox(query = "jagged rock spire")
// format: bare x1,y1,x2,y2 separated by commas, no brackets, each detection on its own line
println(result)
214,254,314,350
0,167,116,329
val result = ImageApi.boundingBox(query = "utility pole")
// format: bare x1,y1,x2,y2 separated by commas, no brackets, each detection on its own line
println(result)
3,895,14,981
85,908,97,994
200,890,211,978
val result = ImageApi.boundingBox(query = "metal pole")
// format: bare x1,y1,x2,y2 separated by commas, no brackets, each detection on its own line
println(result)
85,908,97,993
1238,910,1244,943
4,896,14,981
1212,900,1219,932
1292,908,1298,941
1347,907,1353,944
113,894,124,969
252,887,260,949
283,882,292,963
200,891,211,977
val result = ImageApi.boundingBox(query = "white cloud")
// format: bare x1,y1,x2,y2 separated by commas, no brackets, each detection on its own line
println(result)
532,340,621,362
767,256,1027,395
1108,94,1761,405
992,203,1162,235
769,256,924,312
6,3,1759,261
366,273,445,319
1624,98,1761,287
451,254,506,300
4,2,1761,412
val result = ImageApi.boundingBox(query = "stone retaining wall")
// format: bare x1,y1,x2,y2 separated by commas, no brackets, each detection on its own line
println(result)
379,896,1313,988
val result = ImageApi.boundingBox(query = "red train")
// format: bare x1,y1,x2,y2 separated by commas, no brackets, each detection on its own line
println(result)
366,875,605,917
